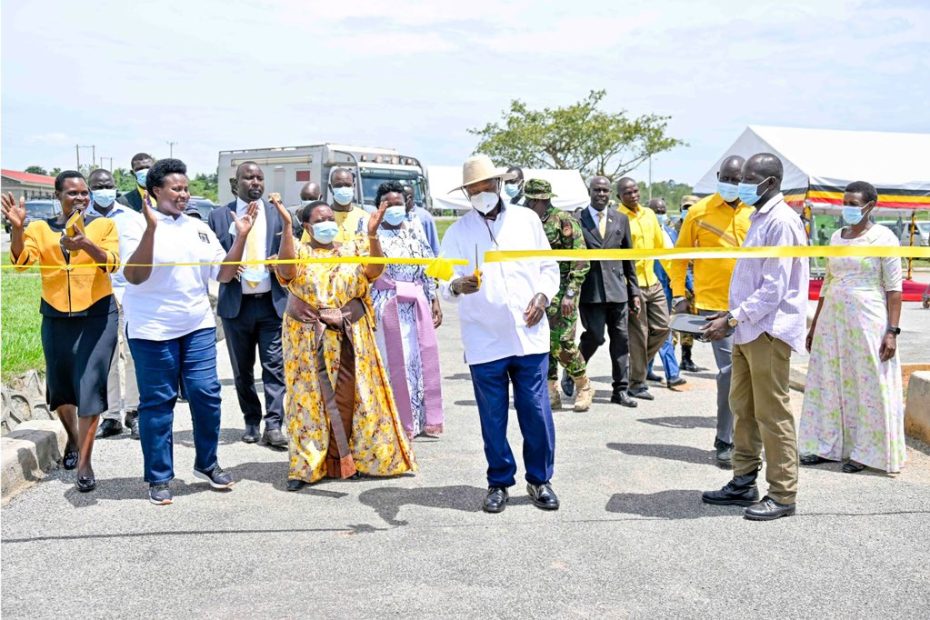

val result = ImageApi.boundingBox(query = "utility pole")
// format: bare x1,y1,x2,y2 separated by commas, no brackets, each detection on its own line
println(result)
166,141,177,157
75,144,96,170
100,157,114,171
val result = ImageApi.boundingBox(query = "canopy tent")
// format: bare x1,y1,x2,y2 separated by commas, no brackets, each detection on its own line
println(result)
428,166,590,213
693,126,930,215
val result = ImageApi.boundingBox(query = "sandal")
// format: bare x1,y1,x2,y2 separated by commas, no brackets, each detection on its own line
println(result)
842,460,866,473
800,454,828,466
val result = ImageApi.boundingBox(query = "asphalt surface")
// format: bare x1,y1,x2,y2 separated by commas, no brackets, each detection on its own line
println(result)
3,299,930,619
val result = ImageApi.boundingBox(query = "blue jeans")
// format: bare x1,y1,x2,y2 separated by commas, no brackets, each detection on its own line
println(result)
647,332,680,380
129,328,222,484
469,352,555,487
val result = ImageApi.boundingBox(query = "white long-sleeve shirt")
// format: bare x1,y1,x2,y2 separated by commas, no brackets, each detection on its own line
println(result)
440,204,559,365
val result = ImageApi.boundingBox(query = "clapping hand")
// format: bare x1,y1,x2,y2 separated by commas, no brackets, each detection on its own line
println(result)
368,200,389,237
268,193,291,228
233,201,259,237
141,195,158,230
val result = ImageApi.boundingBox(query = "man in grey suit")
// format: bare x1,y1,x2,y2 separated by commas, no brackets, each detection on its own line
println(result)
573,176,641,408
207,161,288,448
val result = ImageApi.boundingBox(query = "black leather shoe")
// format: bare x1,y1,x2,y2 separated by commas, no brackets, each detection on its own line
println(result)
646,371,664,383
96,418,123,438
701,472,760,506
262,427,288,450
242,424,261,444
680,359,700,372
628,385,655,401
560,370,574,397
76,474,97,493
610,391,638,408
714,438,734,469
483,487,509,513
527,482,560,511
62,445,78,470
286,479,307,492
667,376,687,388
744,496,796,521
125,411,140,441
801,454,828,466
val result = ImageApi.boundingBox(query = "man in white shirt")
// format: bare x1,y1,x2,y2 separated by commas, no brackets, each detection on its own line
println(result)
440,154,560,514
207,162,288,449
86,168,146,439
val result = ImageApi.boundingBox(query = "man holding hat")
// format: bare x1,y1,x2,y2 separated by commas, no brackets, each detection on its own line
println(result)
523,178,593,412
439,155,561,514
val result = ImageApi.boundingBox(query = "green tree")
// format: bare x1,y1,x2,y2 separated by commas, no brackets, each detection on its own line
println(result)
113,168,137,193
639,180,694,214
469,90,685,180
49,167,62,177
188,172,218,202
25,165,48,175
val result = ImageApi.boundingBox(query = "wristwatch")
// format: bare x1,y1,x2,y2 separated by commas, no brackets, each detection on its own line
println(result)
887,325,901,336
726,312,739,328
565,289,576,299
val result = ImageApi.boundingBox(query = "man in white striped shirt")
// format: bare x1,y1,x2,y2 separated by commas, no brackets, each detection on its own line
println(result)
701,153,809,521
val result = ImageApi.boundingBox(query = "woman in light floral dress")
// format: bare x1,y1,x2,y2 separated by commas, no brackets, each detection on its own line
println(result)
800,181,905,473
370,182,444,439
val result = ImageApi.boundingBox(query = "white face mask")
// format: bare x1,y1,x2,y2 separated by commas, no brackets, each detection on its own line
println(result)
469,191,500,214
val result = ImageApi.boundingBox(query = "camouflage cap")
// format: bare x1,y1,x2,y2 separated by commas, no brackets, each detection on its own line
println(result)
524,178,558,200
680,194,699,208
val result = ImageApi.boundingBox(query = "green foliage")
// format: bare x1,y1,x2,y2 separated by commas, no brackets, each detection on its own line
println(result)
189,173,218,202
1,270,43,377
469,90,685,181
49,167,62,177
113,168,137,193
638,180,694,214
24,165,48,175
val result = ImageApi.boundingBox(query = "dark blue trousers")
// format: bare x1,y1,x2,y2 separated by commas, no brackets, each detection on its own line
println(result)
469,352,555,487
129,327,222,484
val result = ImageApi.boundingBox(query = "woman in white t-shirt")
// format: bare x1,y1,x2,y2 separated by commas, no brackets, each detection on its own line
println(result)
122,158,258,505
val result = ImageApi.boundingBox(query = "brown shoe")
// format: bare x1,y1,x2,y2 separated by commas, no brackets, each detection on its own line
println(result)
572,375,593,412
548,380,562,411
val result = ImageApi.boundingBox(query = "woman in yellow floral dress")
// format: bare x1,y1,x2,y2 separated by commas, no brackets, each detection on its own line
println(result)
272,196,416,491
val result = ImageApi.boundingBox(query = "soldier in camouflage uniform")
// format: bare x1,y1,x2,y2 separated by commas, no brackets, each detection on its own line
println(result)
523,179,593,412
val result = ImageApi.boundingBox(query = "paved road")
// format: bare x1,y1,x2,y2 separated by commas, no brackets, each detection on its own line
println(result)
3,303,930,617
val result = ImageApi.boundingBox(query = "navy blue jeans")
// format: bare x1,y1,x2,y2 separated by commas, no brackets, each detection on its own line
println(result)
129,328,222,485
469,352,555,487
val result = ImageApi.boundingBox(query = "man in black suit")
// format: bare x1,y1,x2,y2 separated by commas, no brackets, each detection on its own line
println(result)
207,161,288,448
116,152,155,212
573,176,641,408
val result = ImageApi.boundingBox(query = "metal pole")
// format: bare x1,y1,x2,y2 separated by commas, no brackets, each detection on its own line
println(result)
91,145,96,169
166,141,177,157
76,144,81,169
648,154,653,201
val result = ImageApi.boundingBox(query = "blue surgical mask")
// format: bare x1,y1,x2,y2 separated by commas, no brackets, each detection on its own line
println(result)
384,206,407,226
657,213,668,226
842,205,867,225
300,199,314,207
135,169,149,187
717,181,739,203
737,178,770,206
503,182,521,198
91,188,117,208
331,186,354,206
311,220,339,244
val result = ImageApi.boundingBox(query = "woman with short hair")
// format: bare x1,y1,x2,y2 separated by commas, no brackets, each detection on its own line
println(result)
122,158,257,505
3,171,120,492
800,181,906,473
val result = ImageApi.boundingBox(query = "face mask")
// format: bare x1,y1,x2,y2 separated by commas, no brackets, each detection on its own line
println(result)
503,182,521,198
135,169,149,187
331,186,354,206
842,205,869,225
657,213,668,226
680,209,688,221
92,188,117,208
300,200,315,207
311,221,339,244
469,191,500,215
384,206,407,226
737,178,770,206
717,181,739,202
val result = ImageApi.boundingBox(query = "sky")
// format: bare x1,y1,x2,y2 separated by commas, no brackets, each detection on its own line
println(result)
2,0,929,186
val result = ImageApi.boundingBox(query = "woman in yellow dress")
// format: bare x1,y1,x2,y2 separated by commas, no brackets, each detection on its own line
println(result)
272,196,416,491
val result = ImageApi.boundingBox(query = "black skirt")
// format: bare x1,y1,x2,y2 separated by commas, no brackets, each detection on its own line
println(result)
41,298,118,416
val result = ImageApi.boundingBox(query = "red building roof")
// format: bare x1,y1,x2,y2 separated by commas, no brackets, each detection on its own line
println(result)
1,169,56,187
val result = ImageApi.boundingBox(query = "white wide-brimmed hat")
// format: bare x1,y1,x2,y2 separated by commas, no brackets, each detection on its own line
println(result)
450,154,516,192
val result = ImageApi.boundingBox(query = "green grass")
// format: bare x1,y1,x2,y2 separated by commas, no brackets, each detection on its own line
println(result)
1,269,44,378
435,216,455,242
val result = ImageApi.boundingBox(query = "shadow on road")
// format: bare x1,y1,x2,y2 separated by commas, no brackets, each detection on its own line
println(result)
607,442,716,466
637,416,716,429
357,485,533,526
605,489,736,519
174,428,247,447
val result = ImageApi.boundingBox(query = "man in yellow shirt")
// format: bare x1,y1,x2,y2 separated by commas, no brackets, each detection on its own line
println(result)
670,155,753,467
616,177,670,401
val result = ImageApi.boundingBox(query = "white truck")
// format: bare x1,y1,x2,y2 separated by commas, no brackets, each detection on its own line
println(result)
216,143,431,210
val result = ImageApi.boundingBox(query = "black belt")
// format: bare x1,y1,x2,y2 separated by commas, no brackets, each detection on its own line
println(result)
242,291,271,300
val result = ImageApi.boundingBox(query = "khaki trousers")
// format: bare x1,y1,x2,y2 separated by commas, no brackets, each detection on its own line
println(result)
730,333,798,504
629,283,670,387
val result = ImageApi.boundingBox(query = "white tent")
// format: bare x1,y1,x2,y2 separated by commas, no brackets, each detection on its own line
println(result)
428,166,590,213
693,126,930,215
